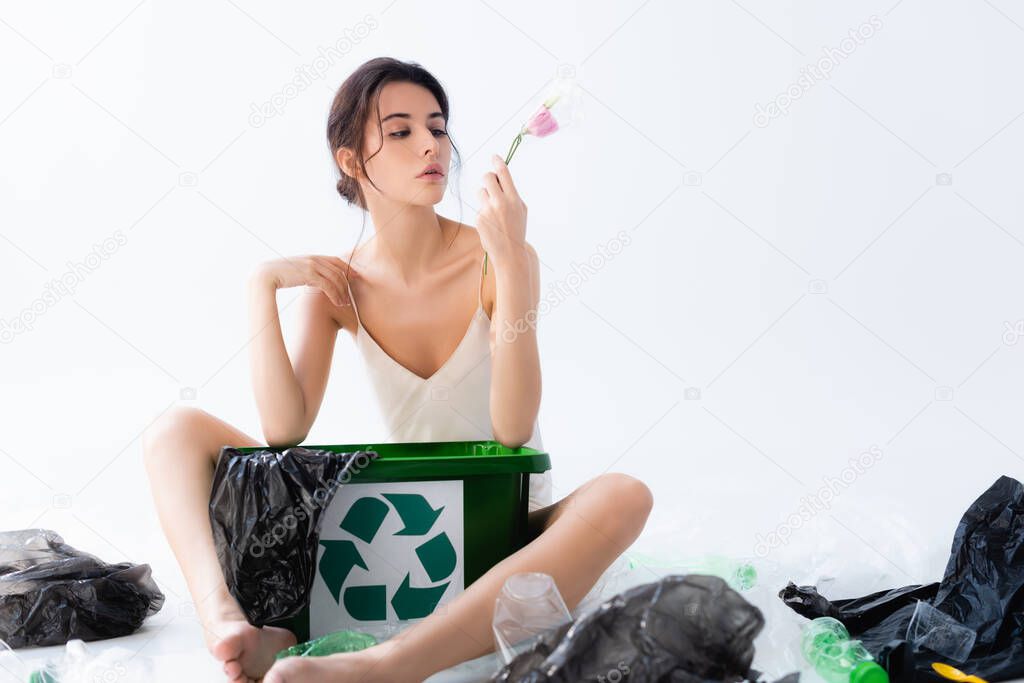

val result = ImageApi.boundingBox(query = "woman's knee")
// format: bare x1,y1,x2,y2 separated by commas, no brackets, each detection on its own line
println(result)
587,473,654,537
608,473,653,517
141,406,214,465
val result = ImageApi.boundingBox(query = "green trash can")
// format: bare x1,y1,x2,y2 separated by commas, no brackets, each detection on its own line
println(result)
230,440,551,643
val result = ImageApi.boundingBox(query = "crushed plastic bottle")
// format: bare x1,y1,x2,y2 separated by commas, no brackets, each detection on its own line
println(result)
802,617,889,683
627,551,758,590
906,600,976,663
275,629,377,659
492,572,572,665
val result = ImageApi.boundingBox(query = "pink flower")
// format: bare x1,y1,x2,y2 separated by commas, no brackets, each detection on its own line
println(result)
524,103,560,138
504,93,569,165
483,84,580,275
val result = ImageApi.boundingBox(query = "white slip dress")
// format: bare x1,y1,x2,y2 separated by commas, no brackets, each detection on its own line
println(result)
343,253,554,513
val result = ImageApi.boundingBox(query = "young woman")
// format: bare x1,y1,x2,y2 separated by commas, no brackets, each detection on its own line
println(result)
143,57,653,683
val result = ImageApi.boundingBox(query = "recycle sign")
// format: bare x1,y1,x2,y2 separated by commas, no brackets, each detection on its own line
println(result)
314,480,464,625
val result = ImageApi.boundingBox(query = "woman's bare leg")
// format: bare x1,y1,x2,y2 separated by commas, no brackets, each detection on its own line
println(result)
263,472,654,683
142,406,297,682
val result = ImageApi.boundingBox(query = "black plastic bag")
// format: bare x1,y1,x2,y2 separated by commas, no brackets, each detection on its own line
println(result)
780,582,940,638
0,529,164,648
491,573,789,683
779,475,1024,682
209,445,377,626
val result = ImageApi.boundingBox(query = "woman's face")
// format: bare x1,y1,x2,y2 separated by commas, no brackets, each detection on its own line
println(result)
347,81,452,208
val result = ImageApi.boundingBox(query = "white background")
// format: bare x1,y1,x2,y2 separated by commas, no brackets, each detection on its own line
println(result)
1,0,1023,679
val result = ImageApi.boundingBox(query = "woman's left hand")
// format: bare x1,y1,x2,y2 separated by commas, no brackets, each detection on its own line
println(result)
477,154,528,266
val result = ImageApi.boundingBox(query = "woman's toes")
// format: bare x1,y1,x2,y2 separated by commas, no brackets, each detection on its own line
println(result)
210,621,247,662
206,619,296,680
223,658,242,678
263,656,305,683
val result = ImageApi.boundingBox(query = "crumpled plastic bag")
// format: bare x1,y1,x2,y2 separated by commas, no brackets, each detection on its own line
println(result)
209,445,378,626
567,532,806,679
490,573,799,683
0,529,164,648
779,475,1024,682
5,638,156,682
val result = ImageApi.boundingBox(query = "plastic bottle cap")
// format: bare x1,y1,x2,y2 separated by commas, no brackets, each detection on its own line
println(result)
851,661,890,683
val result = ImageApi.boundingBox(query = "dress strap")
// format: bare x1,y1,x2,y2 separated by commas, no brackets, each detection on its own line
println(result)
344,274,363,330
477,251,487,315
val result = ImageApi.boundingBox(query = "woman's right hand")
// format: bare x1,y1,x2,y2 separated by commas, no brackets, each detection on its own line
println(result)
251,255,357,308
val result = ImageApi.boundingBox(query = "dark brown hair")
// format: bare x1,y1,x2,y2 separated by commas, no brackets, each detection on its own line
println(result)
326,57,463,277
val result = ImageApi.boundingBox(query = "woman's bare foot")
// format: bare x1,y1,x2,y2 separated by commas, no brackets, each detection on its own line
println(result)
204,609,297,682
263,638,411,683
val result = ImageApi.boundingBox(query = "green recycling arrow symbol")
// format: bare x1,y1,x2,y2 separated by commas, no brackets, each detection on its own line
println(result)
344,584,387,621
416,532,456,582
319,492,459,621
318,540,367,603
383,493,444,535
339,496,389,543
391,573,449,619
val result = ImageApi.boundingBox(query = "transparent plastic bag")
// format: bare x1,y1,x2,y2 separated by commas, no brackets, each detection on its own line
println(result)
775,504,934,600
745,579,806,678
625,551,759,590
0,638,30,680
571,549,768,624
17,638,155,683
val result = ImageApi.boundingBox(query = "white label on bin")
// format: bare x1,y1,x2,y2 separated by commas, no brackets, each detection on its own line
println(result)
310,480,465,637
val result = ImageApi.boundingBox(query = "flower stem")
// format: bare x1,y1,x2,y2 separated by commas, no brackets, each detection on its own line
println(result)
484,133,525,275
505,133,523,165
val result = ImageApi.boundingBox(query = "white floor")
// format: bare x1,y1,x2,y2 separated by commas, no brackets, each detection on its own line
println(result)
0,559,803,683
2,523,1009,683
1,433,1019,682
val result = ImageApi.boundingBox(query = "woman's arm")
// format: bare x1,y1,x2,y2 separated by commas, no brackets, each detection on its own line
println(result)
247,257,351,446
488,243,542,447
476,155,543,447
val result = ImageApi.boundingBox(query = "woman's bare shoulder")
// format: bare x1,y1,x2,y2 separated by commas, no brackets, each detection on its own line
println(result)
298,285,348,332
303,251,362,333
